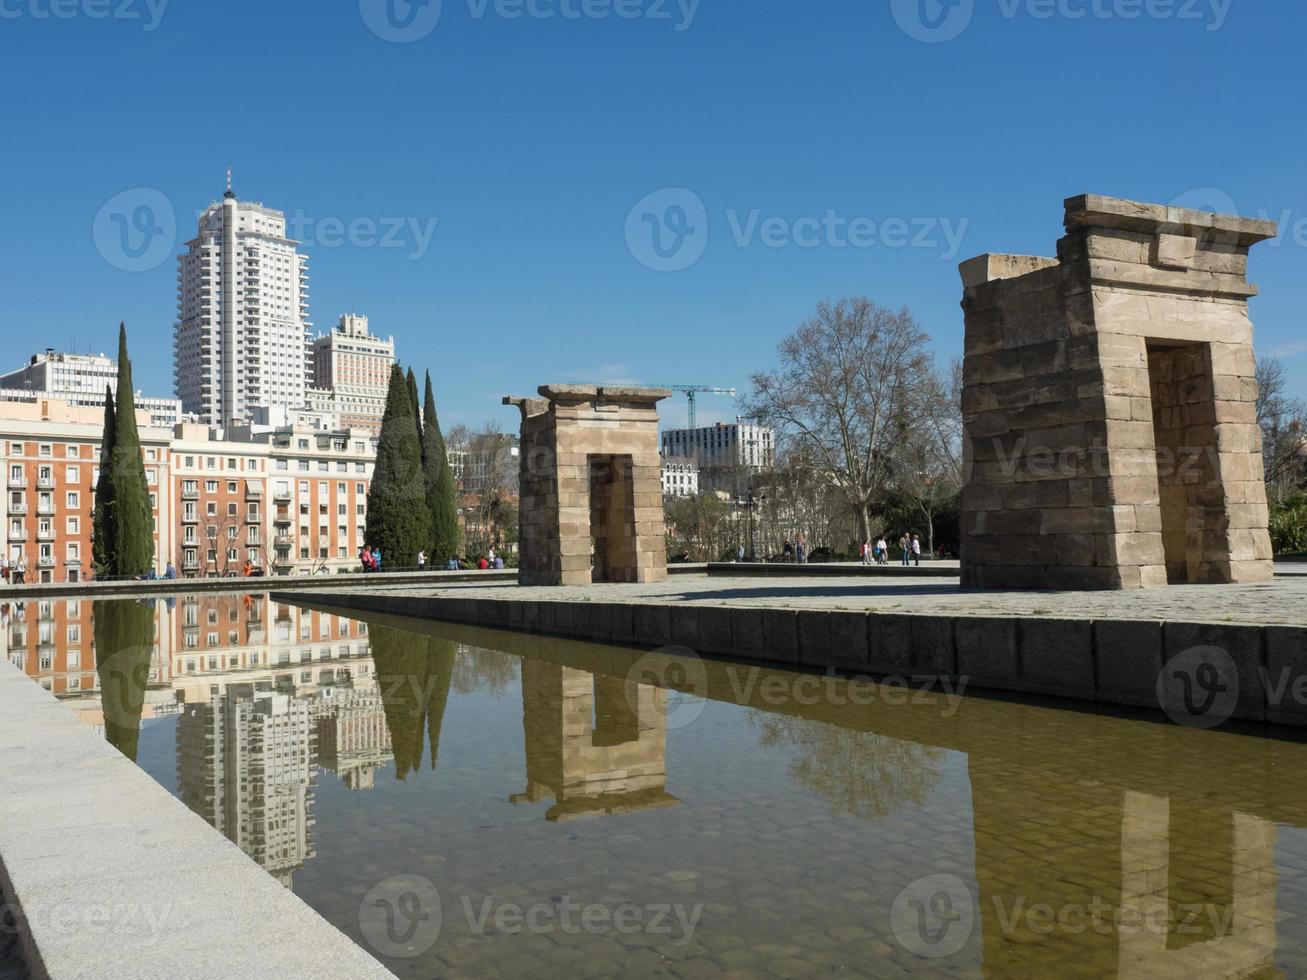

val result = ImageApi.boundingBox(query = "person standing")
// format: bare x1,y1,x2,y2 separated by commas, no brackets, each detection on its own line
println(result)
876,536,888,565
372,547,382,574
418,550,427,571
899,534,910,566
912,534,923,566
14,554,26,585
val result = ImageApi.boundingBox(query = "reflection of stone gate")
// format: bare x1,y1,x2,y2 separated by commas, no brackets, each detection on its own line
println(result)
959,195,1277,590
504,385,671,587
510,660,679,821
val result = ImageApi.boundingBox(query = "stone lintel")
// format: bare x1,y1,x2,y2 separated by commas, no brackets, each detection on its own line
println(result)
503,395,548,420
1064,194,1278,247
539,384,673,406
959,253,1060,288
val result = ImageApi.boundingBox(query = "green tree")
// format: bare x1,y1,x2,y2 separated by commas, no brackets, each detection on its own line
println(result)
107,325,154,577
92,386,117,575
365,365,432,568
422,372,461,564
406,367,421,443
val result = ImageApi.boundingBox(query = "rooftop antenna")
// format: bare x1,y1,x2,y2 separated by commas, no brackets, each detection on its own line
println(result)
224,166,235,200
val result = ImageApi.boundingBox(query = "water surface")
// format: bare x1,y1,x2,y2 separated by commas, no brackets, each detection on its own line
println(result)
9,593,1307,978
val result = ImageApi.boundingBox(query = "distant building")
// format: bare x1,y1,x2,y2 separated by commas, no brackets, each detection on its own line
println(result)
316,687,394,791
0,350,184,428
660,422,775,494
449,434,520,494
174,178,312,426
660,456,699,498
309,315,395,435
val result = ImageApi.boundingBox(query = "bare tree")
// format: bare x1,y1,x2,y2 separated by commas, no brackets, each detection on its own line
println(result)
1257,356,1307,504
745,298,932,542
889,359,964,555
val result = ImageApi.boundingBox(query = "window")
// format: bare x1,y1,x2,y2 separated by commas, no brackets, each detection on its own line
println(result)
205,480,217,493
66,517,79,534
227,503,237,517
65,466,79,483
227,481,237,493
67,491,79,508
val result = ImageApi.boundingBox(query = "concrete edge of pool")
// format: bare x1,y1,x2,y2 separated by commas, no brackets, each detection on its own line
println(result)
0,660,394,980
270,588,1307,728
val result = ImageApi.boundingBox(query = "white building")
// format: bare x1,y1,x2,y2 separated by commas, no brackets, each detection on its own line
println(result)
660,456,700,498
174,178,312,426
309,315,395,435
660,423,775,493
0,350,184,428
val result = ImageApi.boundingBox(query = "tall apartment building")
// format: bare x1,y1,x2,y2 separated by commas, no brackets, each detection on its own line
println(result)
0,350,184,428
309,315,395,435
174,179,312,426
0,397,375,582
660,423,776,494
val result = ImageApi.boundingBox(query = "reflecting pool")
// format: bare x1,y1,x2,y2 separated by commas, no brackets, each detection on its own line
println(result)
9,592,1307,978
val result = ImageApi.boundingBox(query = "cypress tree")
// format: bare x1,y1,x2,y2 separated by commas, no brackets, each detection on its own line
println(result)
365,365,431,568
109,324,154,577
422,372,461,564
406,367,421,442
92,386,118,575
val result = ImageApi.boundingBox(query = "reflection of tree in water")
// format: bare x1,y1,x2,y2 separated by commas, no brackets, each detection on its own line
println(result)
93,599,157,763
753,715,944,820
451,644,518,697
369,624,456,780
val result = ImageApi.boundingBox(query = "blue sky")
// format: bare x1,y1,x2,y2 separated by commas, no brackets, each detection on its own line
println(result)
1,0,1303,429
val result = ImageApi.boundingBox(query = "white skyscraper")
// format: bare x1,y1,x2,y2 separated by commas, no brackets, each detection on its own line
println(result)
174,175,312,425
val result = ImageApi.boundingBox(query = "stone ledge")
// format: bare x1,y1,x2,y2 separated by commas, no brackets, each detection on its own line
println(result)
0,661,393,980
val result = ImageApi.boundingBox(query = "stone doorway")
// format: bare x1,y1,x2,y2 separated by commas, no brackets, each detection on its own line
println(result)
1146,342,1222,584
589,454,637,584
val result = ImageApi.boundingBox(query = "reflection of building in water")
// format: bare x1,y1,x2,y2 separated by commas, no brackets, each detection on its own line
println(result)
316,688,394,791
510,661,678,821
970,762,1279,978
177,684,317,888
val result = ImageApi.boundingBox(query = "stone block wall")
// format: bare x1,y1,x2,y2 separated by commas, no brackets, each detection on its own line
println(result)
959,195,1277,590
506,385,671,587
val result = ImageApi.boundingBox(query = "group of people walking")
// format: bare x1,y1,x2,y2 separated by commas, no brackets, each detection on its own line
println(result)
860,533,923,566
0,555,27,585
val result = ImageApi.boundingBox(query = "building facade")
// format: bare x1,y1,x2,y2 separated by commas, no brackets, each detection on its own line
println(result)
660,456,700,498
660,423,775,494
0,350,184,428
174,181,312,426
309,315,395,435
0,398,375,582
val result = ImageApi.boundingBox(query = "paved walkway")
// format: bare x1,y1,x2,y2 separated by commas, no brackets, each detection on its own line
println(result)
295,572,1307,627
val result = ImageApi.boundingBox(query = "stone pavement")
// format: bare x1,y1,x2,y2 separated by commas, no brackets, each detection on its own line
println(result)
298,571,1307,627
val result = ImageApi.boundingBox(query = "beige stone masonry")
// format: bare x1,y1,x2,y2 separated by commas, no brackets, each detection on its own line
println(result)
959,195,1277,590
505,385,672,587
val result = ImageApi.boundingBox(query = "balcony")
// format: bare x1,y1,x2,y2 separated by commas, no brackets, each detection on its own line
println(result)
37,477,56,490
7,474,26,489
247,512,263,524
182,513,199,524
182,488,200,500
274,535,294,549
273,490,293,502
36,527,56,542
8,501,27,516
38,556,56,569
36,504,55,517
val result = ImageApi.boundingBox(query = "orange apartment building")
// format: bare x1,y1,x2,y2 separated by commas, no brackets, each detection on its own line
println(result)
0,398,377,583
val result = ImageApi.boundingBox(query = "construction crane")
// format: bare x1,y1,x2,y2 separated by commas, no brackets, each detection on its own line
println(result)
646,385,737,429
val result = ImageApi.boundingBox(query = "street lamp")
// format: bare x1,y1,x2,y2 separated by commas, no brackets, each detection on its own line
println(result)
746,489,766,562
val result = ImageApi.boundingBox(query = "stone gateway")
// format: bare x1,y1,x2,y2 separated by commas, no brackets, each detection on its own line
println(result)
959,195,1276,590
505,385,672,587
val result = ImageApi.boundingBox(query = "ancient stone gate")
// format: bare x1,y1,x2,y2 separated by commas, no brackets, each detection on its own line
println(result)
959,195,1277,590
504,385,671,587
